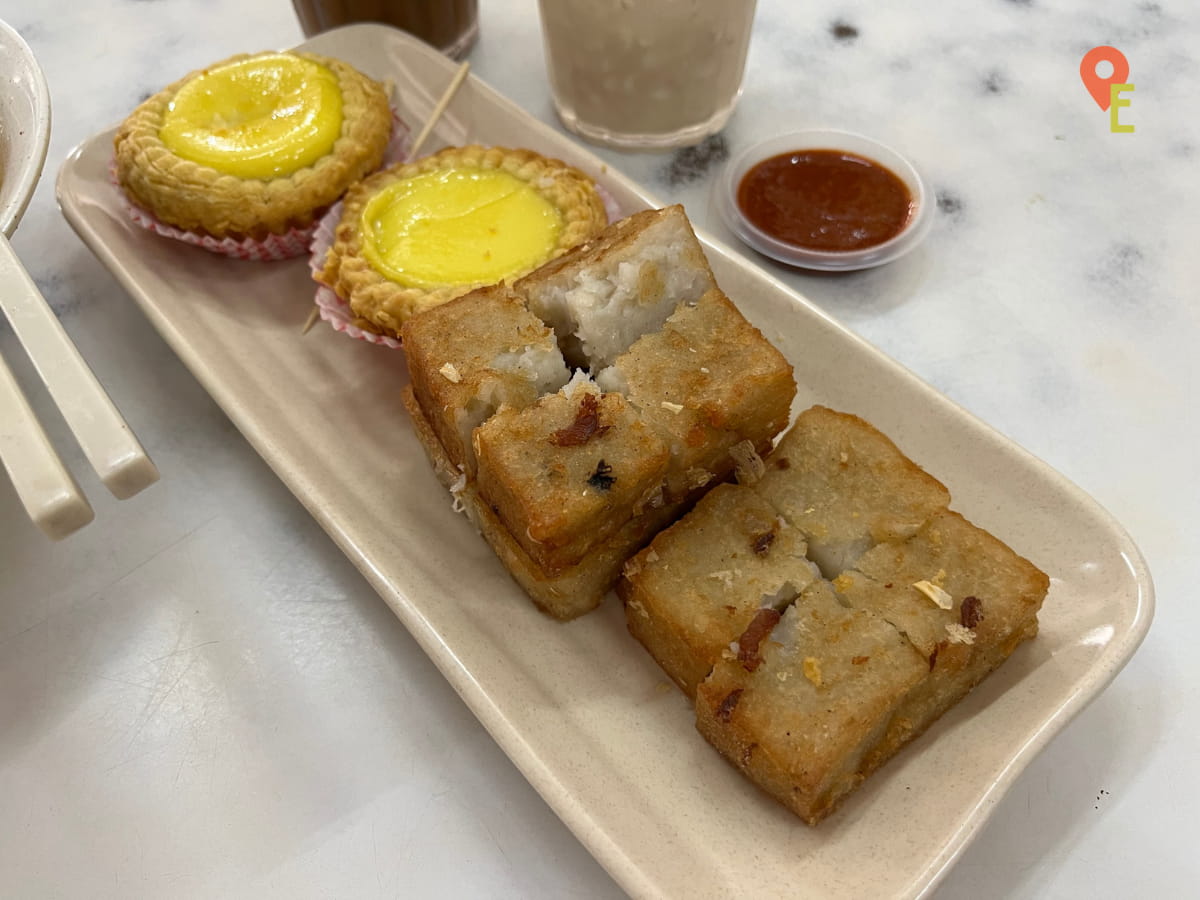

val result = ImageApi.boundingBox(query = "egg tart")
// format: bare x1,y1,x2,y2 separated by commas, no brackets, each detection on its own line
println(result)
315,144,608,338
113,51,392,240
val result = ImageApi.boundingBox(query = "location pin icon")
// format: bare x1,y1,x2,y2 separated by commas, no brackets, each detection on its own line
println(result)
1081,46,1130,111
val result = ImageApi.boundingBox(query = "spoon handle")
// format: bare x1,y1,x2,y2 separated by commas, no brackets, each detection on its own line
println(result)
0,235,159,499
0,347,94,539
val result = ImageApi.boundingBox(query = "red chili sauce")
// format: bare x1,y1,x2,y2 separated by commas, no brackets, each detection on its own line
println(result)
736,149,914,252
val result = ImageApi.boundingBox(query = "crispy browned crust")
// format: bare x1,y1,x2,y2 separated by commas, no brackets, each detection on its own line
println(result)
401,284,561,475
695,583,930,825
620,576,708,695
753,404,952,550
610,289,795,501
836,509,1049,772
474,389,672,574
113,51,392,238
403,385,676,620
318,145,608,338
618,482,814,699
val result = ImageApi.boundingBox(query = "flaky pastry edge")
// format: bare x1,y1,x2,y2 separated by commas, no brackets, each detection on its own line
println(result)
113,51,392,238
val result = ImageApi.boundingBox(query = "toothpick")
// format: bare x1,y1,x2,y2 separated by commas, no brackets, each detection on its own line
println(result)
303,61,470,337
409,60,470,158
301,305,320,334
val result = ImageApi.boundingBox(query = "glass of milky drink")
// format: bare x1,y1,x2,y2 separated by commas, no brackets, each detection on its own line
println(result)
537,0,756,150
292,0,479,60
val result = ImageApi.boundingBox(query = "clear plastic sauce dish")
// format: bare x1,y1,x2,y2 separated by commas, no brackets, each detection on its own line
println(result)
714,129,932,271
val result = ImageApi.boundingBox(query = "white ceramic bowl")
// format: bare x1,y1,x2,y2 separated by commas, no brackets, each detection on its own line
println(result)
714,129,932,272
0,17,51,238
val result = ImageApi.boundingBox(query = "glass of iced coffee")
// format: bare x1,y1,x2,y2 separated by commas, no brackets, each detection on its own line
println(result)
292,0,479,60
536,0,756,150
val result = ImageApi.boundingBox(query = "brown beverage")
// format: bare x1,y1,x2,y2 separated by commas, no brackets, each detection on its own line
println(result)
292,0,478,58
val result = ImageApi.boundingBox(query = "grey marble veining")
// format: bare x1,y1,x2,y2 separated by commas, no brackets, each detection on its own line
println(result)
1,0,1197,897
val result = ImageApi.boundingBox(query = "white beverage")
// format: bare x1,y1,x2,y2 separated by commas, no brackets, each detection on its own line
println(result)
537,0,756,149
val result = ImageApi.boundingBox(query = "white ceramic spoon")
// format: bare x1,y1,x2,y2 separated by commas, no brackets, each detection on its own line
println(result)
0,17,157,539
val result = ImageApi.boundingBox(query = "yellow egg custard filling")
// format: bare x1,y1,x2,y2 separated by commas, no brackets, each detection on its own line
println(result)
114,51,391,238
159,53,344,180
317,145,608,338
360,168,564,289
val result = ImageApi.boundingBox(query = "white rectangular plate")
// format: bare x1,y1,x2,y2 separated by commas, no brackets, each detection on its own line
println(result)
57,24,1153,899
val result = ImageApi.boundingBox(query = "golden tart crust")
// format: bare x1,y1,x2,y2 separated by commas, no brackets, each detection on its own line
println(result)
316,144,608,339
113,51,392,239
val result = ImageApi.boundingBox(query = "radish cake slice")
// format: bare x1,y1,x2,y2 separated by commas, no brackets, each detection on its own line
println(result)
402,284,570,474
619,483,816,697
751,406,951,578
832,508,1049,768
695,580,929,825
596,289,795,501
518,206,717,370
473,381,671,575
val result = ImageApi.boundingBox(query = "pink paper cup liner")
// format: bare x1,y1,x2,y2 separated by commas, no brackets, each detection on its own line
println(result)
308,200,403,350
314,283,404,350
595,183,622,226
113,183,316,260
110,110,411,262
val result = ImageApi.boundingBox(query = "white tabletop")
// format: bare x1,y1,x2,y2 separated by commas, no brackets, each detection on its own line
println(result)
1,1,1196,897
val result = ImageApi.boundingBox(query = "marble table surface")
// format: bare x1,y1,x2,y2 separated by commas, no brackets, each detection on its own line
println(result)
1,0,1196,896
